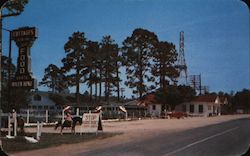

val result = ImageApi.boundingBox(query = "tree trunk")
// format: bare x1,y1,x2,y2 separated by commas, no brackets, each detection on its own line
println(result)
104,81,107,101
95,69,98,102
76,51,80,108
90,84,92,102
76,75,80,108
95,82,98,102
107,81,110,105
99,81,102,101
138,51,143,99
89,73,93,102
116,62,120,102
104,69,108,102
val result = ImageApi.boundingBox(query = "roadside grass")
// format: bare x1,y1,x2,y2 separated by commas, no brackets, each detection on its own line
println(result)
2,132,120,154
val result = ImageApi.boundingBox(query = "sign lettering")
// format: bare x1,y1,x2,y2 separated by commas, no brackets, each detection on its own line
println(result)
11,27,38,89
81,113,103,133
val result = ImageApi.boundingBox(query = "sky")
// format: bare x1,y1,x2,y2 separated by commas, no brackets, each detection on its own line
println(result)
2,0,250,98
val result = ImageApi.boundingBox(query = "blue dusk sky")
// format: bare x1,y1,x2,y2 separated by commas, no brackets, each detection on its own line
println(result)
2,0,250,97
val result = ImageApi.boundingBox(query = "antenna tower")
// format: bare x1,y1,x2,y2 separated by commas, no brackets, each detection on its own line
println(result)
177,31,188,85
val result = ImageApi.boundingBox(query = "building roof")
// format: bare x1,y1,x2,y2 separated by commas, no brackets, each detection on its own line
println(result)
192,95,220,103
138,93,158,106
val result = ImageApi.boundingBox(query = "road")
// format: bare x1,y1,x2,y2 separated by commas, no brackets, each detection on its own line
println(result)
77,117,250,156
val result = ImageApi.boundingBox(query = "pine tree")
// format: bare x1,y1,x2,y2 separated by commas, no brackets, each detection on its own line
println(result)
100,35,119,103
61,32,88,107
83,41,99,102
152,41,179,90
122,28,158,99
40,64,67,93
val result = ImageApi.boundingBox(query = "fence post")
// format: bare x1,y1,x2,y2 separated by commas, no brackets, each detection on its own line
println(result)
36,121,41,140
76,108,79,116
8,115,11,136
13,112,17,137
45,110,48,123
27,109,29,124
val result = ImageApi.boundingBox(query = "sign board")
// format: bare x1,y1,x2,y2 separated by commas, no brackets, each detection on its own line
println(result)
81,113,103,133
11,27,38,89
11,27,37,39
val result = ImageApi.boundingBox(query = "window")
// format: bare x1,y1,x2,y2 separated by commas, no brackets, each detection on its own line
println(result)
199,105,203,113
34,94,41,101
50,106,55,110
38,106,42,109
152,105,156,110
190,104,194,113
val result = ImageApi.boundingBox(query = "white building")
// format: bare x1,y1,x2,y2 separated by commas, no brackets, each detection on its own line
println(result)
138,94,162,117
20,91,64,117
182,95,227,117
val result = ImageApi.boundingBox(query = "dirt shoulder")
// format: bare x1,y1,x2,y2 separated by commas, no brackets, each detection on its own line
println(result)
13,114,250,156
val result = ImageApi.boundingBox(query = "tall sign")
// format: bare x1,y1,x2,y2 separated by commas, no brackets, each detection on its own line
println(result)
11,27,38,89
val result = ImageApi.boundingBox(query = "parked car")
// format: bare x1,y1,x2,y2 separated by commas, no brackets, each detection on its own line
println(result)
167,111,187,119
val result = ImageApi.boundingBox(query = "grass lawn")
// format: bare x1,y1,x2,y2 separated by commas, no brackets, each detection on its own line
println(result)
1,132,119,154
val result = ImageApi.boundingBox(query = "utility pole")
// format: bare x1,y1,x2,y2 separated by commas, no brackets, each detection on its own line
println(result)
0,0,20,136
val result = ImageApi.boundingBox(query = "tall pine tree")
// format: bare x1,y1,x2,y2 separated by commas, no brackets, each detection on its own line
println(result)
122,28,158,99
61,32,88,107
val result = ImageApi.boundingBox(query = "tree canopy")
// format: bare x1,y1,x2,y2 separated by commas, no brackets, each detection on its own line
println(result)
40,28,189,105
39,64,68,93
155,85,196,110
61,31,88,107
3,0,28,15
122,28,159,99
233,89,250,111
152,41,179,90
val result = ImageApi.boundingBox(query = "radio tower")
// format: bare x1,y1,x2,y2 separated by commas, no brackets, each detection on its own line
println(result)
176,31,188,85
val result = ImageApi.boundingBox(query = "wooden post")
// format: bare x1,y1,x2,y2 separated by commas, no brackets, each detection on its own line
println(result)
26,109,29,124
36,121,40,140
13,112,17,137
8,115,11,136
76,108,79,116
40,122,43,136
45,110,48,123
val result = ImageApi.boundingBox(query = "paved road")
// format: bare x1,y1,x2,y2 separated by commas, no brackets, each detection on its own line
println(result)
77,117,250,156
